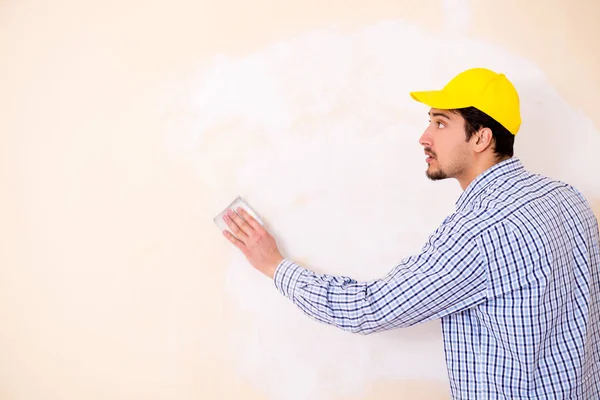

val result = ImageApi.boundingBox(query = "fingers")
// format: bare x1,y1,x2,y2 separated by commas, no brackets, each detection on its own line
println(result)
223,229,245,249
224,210,251,239
223,207,269,252
237,208,263,232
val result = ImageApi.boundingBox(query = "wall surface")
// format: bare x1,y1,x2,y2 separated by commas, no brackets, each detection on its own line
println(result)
1,1,599,399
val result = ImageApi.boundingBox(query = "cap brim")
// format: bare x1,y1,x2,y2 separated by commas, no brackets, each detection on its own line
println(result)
410,90,471,110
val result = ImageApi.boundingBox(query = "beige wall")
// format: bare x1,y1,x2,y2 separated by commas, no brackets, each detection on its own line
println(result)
1,1,599,399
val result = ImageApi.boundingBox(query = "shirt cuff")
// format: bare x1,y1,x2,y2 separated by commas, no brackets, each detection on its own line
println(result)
273,258,306,300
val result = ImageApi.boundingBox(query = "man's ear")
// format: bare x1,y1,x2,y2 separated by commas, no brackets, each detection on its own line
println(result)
473,127,494,153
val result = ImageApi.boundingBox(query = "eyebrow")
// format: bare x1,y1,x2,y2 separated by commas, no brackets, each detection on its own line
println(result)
428,111,451,120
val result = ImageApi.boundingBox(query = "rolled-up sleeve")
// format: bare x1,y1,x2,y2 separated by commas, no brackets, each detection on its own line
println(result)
273,222,488,334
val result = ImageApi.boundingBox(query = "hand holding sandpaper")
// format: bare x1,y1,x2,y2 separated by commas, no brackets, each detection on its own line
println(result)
214,197,284,278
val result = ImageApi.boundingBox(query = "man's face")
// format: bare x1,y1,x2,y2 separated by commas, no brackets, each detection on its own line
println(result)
419,108,472,181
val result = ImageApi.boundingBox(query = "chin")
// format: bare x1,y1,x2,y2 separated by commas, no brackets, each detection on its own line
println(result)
426,167,448,181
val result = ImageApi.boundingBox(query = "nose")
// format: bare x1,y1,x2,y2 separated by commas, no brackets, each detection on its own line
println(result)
419,128,431,148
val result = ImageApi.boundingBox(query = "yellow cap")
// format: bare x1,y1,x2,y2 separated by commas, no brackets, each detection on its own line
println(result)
410,68,521,135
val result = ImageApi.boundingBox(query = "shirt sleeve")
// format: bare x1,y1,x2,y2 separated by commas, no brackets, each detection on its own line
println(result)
273,219,488,334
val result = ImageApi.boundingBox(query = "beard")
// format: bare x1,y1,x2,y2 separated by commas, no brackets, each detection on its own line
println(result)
426,165,448,180
424,148,448,180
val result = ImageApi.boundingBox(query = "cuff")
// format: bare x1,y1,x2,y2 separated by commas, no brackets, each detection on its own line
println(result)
273,258,306,300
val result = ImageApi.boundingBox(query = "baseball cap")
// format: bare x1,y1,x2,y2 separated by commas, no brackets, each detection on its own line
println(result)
410,68,521,135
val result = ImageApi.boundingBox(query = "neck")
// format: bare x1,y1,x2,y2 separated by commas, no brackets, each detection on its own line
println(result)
457,155,511,191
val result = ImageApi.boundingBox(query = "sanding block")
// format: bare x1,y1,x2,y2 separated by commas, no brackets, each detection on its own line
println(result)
213,196,264,237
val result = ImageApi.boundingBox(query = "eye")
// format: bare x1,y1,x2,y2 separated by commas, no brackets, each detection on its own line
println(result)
437,121,446,128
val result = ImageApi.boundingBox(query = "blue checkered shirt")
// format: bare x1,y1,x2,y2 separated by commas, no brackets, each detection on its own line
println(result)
273,158,600,399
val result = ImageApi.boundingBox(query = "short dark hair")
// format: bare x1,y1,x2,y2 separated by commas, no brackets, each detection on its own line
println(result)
451,107,515,159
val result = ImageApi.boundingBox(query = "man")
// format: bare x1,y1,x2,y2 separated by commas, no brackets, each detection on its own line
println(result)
221,68,600,399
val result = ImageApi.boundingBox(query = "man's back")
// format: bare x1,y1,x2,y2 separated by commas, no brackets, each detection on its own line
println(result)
444,159,600,398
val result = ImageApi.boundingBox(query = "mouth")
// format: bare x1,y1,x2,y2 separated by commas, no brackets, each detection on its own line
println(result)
424,151,435,164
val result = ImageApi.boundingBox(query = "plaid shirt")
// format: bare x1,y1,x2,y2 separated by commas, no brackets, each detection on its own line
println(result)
274,158,600,399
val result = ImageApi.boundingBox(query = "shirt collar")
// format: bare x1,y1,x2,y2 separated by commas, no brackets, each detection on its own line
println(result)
455,157,525,211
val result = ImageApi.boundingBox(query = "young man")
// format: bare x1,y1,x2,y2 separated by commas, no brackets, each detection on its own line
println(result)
221,68,600,399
